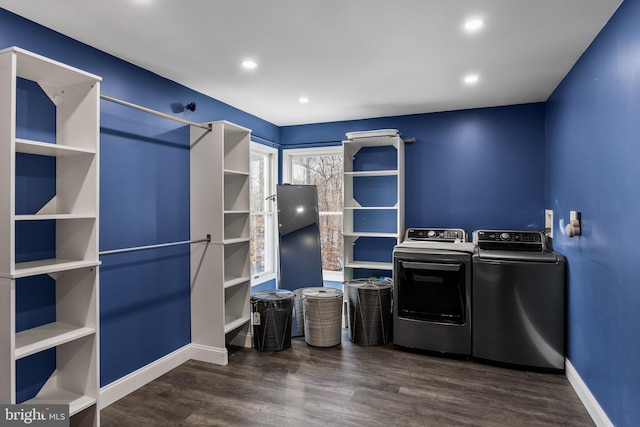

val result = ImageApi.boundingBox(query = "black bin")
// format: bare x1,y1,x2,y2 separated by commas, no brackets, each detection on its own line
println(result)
251,289,294,351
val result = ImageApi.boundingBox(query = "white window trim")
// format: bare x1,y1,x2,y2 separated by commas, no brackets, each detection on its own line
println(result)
250,141,278,285
282,146,342,183
282,146,343,283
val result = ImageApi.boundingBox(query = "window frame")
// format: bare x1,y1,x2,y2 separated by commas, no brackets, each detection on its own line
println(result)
250,141,278,285
282,145,344,283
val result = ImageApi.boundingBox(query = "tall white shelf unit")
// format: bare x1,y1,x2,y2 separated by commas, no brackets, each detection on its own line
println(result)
0,47,101,426
342,135,404,281
190,121,252,366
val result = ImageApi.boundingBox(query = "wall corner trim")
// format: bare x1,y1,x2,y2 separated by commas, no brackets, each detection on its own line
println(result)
566,359,614,427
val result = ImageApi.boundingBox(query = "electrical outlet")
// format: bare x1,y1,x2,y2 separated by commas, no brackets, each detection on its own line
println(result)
545,209,553,238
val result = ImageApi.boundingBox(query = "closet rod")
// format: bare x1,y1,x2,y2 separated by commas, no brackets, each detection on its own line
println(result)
100,94,211,131
99,235,211,256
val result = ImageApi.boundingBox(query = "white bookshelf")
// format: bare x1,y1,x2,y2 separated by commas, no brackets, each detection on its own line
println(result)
190,121,252,365
342,135,404,280
0,47,100,426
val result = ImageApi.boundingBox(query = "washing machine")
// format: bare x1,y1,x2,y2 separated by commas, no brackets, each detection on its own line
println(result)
393,228,476,356
472,230,566,371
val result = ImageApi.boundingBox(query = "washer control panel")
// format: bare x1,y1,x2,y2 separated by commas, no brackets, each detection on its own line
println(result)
473,230,545,251
405,228,467,242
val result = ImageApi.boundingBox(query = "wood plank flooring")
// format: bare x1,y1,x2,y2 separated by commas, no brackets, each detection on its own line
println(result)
101,332,594,426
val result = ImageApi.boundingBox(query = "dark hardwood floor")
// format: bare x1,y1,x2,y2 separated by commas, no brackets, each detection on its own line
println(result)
101,332,594,426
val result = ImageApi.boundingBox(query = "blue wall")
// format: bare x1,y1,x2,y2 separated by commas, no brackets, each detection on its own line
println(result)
282,103,547,234
546,0,640,425
5,4,638,424
1,8,279,390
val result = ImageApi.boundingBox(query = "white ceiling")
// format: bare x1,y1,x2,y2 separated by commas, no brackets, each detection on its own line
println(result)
0,0,622,126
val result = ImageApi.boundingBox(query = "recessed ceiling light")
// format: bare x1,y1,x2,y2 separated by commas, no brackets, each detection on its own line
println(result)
298,97,310,104
241,60,258,69
464,74,480,85
464,18,485,32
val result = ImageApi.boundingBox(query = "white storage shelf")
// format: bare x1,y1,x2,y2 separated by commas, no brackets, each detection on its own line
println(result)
191,120,252,361
23,334,98,416
342,135,404,281
223,122,251,174
1,47,100,426
224,282,250,333
15,323,95,359
16,138,96,156
224,172,250,212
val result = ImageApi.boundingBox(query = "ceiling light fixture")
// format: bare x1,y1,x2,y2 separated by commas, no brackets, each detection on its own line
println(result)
298,97,310,104
464,18,485,32
464,74,480,85
241,60,258,69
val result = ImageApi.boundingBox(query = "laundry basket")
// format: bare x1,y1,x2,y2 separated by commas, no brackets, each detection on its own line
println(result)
302,288,343,347
345,279,393,346
293,287,325,336
251,289,294,352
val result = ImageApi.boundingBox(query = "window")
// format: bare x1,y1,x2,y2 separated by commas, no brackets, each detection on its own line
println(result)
250,142,277,284
283,147,343,281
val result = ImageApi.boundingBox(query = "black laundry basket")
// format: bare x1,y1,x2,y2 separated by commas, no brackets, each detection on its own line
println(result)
345,279,393,346
251,289,294,352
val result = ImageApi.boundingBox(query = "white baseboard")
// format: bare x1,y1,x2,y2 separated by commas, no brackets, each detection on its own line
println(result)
566,359,613,427
99,343,231,409
189,343,228,365
99,344,192,409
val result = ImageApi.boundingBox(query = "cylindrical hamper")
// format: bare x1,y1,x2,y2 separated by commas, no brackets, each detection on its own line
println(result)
346,279,393,346
251,289,294,352
293,287,325,336
302,288,343,347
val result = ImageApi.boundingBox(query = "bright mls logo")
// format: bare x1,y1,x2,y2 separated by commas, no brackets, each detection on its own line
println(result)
0,405,68,427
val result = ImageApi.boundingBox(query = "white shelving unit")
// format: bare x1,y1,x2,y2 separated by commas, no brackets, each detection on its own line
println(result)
0,47,101,426
190,121,252,366
342,135,404,281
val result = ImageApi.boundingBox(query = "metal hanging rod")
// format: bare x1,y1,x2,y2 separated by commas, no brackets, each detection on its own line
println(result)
100,94,211,131
99,235,211,256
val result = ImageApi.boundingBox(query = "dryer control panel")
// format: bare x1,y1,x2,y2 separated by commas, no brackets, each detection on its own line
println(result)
405,228,467,242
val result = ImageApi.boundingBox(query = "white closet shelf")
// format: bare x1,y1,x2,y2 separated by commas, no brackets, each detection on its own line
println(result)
224,316,250,334
223,276,250,289
343,232,399,238
15,322,95,359
4,46,101,87
25,389,96,416
16,138,96,156
223,238,250,245
344,261,393,270
223,168,250,176
8,259,100,279
344,137,399,147
15,213,96,221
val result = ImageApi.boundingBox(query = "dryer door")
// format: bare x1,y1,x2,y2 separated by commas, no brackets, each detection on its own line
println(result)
396,260,467,325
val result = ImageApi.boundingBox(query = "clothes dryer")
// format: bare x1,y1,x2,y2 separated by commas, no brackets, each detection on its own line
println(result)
393,228,475,355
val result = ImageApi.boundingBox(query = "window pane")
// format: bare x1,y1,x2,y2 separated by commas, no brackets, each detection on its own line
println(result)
251,213,265,274
250,148,275,279
320,214,343,271
291,155,343,212
289,152,343,273
250,152,265,213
